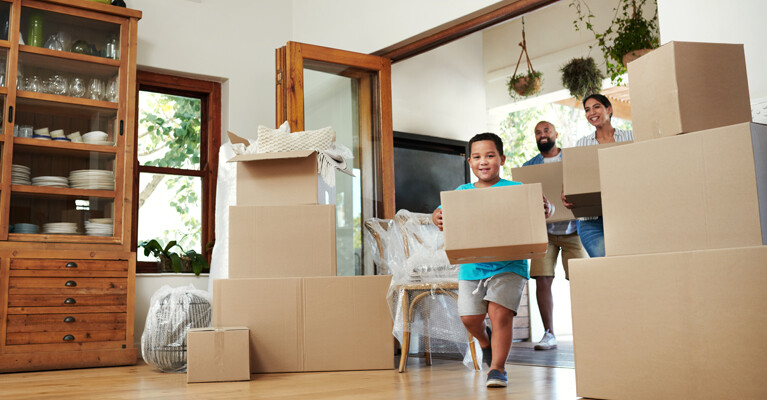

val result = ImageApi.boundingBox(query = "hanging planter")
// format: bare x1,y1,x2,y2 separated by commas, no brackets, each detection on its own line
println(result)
507,18,543,99
560,56,604,100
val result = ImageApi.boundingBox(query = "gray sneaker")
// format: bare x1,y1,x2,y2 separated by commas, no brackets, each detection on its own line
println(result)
534,330,557,350
486,369,508,388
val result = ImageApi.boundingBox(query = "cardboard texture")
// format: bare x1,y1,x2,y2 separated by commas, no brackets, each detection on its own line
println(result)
228,204,337,278
511,162,575,223
441,183,548,264
561,142,630,218
569,246,767,400
229,150,335,206
212,276,393,373
187,327,250,383
628,41,752,141
599,122,767,256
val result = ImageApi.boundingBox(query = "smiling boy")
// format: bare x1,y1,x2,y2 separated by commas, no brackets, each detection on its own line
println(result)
432,132,552,388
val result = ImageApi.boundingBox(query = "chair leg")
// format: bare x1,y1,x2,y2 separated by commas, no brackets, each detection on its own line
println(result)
424,310,432,366
398,289,411,373
399,330,411,373
468,332,480,371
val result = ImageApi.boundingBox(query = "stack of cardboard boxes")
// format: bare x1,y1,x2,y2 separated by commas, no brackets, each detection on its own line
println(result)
190,143,393,381
569,42,767,399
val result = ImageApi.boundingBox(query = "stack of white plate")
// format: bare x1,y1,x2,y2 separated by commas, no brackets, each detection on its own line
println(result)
69,170,115,190
11,164,31,185
82,131,111,145
31,176,69,188
13,223,39,234
43,222,78,234
85,218,113,236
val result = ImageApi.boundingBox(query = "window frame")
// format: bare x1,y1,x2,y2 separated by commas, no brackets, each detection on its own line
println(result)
132,70,221,274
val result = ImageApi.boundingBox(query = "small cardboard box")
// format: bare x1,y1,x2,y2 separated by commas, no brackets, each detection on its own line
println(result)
441,183,547,264
228,204,337,278
562,142,630,218
628,41,752,141
569,246,767,400
511,162,575,223
599,122,767,256
187,326,250,383
213,275,393,373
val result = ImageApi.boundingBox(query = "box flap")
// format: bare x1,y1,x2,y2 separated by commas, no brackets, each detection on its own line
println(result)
228,149,317,163
227,131,250,146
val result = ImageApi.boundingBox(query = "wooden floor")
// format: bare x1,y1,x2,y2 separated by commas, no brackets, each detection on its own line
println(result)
0,358,579,399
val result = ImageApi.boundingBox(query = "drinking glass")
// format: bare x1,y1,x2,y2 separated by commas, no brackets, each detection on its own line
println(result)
49,74,68,95
69,76,86,98
26,75,42,92
87,78,103,100
106,77,118,102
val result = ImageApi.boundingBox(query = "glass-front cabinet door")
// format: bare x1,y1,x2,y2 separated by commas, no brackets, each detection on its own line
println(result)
0,1,128,243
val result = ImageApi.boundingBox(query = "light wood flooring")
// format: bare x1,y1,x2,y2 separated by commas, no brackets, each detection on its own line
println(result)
0,358,579,399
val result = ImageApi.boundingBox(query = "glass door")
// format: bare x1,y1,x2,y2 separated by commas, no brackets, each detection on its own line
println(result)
276,42,393,276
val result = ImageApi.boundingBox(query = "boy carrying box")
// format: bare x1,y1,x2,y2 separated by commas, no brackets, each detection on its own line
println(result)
432,132,553,388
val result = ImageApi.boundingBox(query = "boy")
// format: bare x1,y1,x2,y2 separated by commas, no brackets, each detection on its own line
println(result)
432,132,552,388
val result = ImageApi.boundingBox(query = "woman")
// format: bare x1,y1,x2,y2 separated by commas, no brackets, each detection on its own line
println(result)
562,94,633,257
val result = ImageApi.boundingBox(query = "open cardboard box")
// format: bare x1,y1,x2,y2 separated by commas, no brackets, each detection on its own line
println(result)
562,142,630,218
511,162,575,223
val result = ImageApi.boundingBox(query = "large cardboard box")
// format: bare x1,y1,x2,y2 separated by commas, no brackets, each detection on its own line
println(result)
562,142,630,218
599,122,767,256
186,327,250,383
213,276,393,373
441,183,547,264
229,204,337,278
511,162,575,223
569,246,767,400
628,41,751,141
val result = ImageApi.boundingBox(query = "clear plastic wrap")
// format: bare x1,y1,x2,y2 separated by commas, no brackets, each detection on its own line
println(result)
365,209,479,369
141,284,212,372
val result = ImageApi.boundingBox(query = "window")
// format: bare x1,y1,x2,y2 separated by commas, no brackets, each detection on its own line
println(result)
132,71,221,273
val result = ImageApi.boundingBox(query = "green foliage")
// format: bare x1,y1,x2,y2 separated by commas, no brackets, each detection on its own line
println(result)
561,57,605,100
138,238,210,276
499,106,545,177
570,0,659,84
507,70,543,100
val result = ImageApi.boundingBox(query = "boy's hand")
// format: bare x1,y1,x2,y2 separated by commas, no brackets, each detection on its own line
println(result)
561,184,575,209
432,207,443,231
543,195,554,219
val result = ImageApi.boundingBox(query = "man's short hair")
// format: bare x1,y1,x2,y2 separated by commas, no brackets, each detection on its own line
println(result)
468,132,504,155
535,121,556,131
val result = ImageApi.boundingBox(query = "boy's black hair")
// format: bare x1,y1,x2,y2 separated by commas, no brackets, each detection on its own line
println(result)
583,93,613,119
467,132,504,155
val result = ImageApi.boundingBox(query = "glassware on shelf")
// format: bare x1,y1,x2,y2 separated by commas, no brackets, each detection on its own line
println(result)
104,35,118,59
49,74,68,95
71,40,92,55
26,75,42,92
69,76,86,97
87,78,104,100
27,13,44,47
44,33,64,51
106,77,118,102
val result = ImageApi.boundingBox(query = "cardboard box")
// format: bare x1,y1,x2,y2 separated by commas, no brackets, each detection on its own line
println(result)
187,327,250,383
569,246,767,400
212,276,393,373
511,162,575,223
440,183,547,264
228,204,337,278
628,41,752,141
599,122,767,256
562,142,630,218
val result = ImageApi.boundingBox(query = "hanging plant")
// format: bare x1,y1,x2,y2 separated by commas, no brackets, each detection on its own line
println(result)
507,17,543,100
560,56,604,100
570,0,659,84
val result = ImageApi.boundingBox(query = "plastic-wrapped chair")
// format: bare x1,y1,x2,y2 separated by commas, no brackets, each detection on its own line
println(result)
141,285,212,372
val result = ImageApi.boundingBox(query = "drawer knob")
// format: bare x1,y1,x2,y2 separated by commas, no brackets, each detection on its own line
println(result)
64,316,76,323
65,280,77,287
65,262,78,268
63,335,75,341
64,298,76,304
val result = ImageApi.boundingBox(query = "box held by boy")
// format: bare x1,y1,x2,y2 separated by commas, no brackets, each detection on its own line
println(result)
187,326,250,383
228,204,336,278
628,41,751,141
599,122,766,257
569,245,767,400
441,183,547,264
511,162,575,223
213,275,393,373
562,142,630,218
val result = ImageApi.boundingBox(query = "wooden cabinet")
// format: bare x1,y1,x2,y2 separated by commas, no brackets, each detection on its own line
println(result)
0,0,141,372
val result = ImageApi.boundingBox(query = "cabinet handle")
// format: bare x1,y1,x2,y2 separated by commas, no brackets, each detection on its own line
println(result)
65,280,77,287
65,262,78,268
120,120,124,135
8,106,12,123
63,316,76,323
64,298,76,304
63,335,75,341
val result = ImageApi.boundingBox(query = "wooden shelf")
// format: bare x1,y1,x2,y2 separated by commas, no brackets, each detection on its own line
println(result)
20,45,121,68
9,232,120,244
16,91,118,110
12,184,115,199
13,137,118,156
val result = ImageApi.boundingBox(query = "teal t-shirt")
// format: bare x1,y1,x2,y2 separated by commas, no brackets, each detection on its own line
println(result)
450,178,530,281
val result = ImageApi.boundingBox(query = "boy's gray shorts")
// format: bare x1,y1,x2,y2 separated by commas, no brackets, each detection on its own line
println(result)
457,272,527,316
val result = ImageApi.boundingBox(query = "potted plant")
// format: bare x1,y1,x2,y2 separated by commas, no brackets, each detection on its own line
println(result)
508,70,543,99
560,56,604,100
138,239,210,276
570,0,659,84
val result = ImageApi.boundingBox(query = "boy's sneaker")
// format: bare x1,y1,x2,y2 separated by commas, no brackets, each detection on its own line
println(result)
486,369,508,388
534,330,557,350
481,325,493,367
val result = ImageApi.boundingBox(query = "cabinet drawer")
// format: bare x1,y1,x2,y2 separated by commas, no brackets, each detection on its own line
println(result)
10,259,128,277
6,330,126,345
7,313,127,333
8,294,126,308
8,277,128,295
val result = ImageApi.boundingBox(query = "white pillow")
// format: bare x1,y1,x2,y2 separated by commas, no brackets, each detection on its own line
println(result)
257,126,335,153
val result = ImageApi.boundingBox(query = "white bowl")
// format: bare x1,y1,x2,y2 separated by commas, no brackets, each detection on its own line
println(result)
51,129,65,138
83,130,108,140
34,127,49,136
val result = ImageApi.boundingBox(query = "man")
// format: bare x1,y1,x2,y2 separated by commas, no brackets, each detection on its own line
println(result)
522,121,587,350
